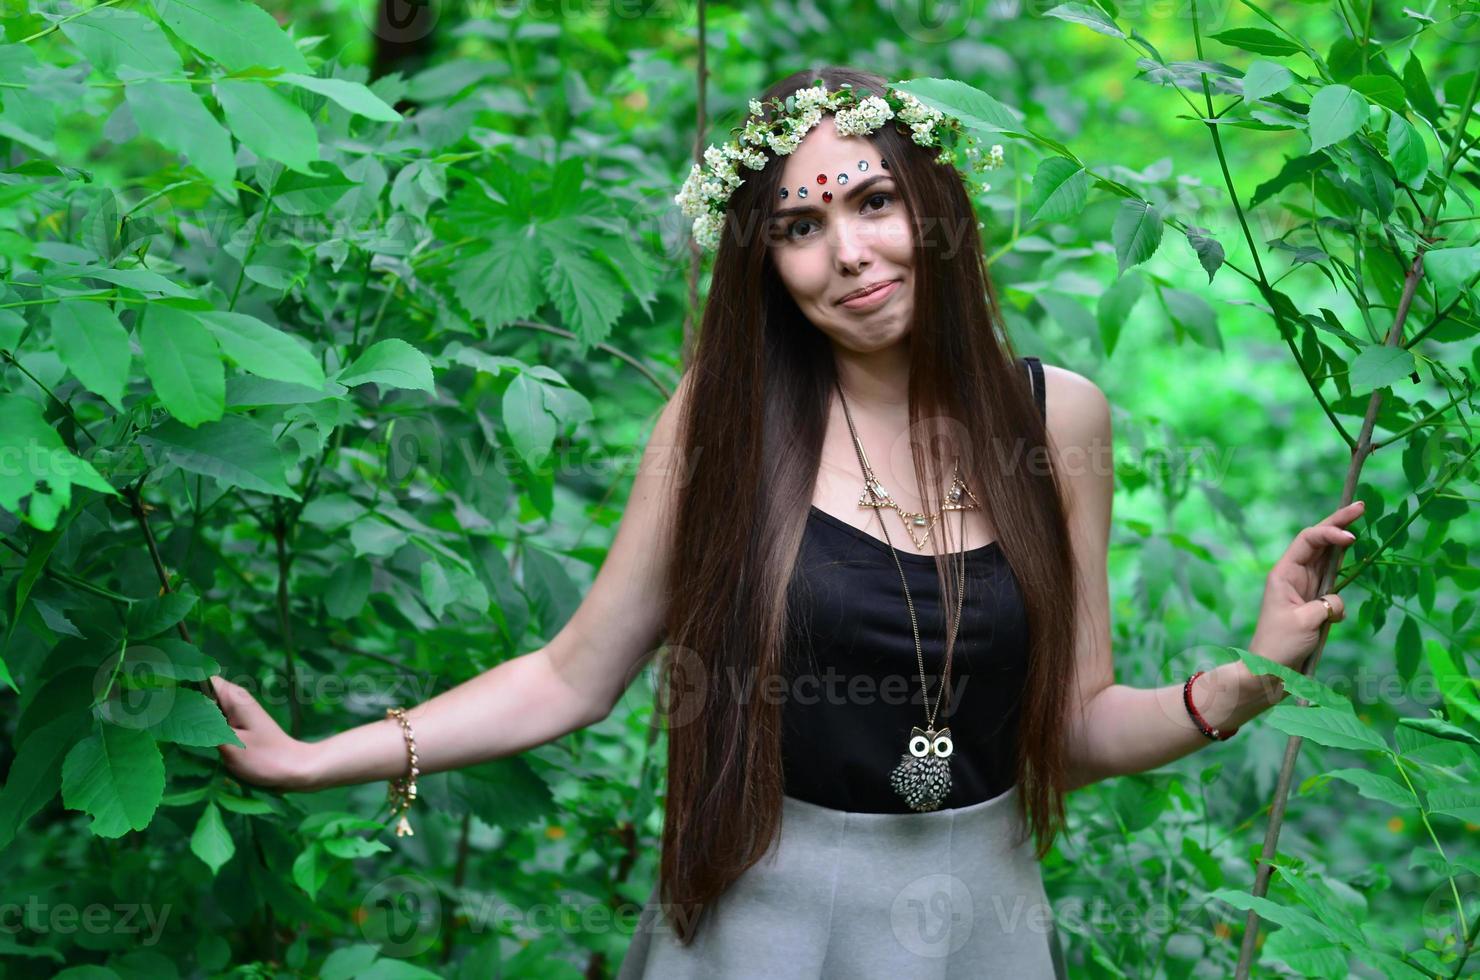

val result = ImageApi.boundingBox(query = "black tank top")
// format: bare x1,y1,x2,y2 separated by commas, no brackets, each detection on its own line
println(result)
780,356,1045,812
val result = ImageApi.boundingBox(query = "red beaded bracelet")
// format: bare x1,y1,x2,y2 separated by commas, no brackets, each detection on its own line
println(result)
1184,670,1239,741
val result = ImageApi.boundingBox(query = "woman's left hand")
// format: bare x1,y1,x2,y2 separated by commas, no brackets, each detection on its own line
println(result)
1247,500,1365,671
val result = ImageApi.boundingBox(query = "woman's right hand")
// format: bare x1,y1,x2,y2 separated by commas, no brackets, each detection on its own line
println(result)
210,676,318,792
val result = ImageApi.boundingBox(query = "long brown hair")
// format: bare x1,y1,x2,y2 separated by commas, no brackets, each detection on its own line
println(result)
655,65,1081,944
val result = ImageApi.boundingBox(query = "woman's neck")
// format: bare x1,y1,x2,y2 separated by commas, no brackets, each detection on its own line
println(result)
830,340,910,418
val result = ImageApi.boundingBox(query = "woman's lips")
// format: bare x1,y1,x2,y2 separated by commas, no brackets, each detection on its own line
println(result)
839,279,901,310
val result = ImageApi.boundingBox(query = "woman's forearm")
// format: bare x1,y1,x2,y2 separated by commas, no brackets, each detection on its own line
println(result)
1064,658,1288,791
297,648,605,791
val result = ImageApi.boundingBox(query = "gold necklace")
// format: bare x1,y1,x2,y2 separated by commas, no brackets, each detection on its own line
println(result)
834,378,970,813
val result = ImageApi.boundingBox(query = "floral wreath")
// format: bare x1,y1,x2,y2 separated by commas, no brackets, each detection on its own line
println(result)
674,79,1004,251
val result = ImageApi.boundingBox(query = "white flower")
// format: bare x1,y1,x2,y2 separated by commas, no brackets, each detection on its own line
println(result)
692,211,723,250
749,98,766,118
739,119,770,148
895,92,943,128
674,163,706,218
794,85,831,111
835,95,893,137
739,147,768,170
989,143,1005,168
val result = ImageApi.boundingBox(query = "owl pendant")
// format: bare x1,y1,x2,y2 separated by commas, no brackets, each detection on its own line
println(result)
889,726,954,812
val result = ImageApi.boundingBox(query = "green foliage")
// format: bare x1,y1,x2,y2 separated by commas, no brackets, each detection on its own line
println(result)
0,0,1475,978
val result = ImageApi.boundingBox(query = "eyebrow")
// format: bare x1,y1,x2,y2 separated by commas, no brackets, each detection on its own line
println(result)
769,174,895,221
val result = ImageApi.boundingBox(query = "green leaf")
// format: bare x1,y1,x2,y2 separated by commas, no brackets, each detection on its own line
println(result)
1161,288,1221,350
1208,890,1343,945
1395,614,1421,683
50,300,130,410
199,311,324,387
1242,60,1295,102
1266,704,1388,752
190,800,235,875
1042,3,1125,38
1398,714,1480,749
137,415,300,499
337,338,435,393
1095,272,1142,360
268,161,357,217
149,688,243,747
1307,84,1369,152
60,724,165,838
1112,199,1163,274
126,590,197,638
1348,344,1416,390
60,7,183,80
1402,56,1442,122
321,835,391,859
125,80,236,189
0,713,91,850
451,233,546,333
126,639,219,683
0,395,117,531
1250,153,1330,209
276,73,402,122
1235,647,1356,712
541,233,624,350
1184,227,1224,283
151,0,308,72
321,945,380,980
1427,789,1480,823
291,843,327,899
1424,246,1480,307
1028,157,1088,223
140,306,224,426
215,79,320,176
1349,74,1408,113
1324,768,1415,808
1384,114,1428,188
1425,638,1480,726
503,373,558,469
1210,28,1301,56
891,78,1025,135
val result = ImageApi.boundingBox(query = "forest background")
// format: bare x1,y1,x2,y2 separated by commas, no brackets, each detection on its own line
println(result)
0,0,1477,977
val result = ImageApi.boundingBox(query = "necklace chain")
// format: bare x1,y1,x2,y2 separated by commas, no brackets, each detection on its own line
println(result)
832,379,967,729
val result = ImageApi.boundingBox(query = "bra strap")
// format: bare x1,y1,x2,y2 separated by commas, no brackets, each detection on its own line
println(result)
1021,356,1046,421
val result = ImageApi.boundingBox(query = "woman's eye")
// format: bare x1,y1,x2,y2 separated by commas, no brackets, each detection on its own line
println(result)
783,190,893,241
785,219,816,240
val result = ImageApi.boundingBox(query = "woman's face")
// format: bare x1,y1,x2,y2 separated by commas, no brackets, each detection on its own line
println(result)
766,119,915,353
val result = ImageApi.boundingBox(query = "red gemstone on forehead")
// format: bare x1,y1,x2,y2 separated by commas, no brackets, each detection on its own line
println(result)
816,173,827,184
822,191,833,202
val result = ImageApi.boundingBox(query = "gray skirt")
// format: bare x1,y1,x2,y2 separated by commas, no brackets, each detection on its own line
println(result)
616,784,1068,979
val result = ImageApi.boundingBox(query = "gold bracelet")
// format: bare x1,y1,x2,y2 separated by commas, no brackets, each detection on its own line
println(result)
385,707,419,837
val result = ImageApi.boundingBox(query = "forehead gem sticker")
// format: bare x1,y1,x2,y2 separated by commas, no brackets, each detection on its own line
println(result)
797,186,808,198
822,191,833,202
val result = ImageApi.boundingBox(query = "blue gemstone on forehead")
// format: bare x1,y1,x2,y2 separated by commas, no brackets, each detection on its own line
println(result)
858,160,869,172
779,187,788,198
837,172,849,184
797,186,808,198
881,158,889,169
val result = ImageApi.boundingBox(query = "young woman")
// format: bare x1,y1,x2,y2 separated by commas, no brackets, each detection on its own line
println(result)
211,65,1364,977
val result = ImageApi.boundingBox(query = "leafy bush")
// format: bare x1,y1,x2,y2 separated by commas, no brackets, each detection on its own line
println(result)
0,0,1475,977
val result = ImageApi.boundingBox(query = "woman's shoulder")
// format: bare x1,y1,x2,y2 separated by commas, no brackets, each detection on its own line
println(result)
1037,361,1111,448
